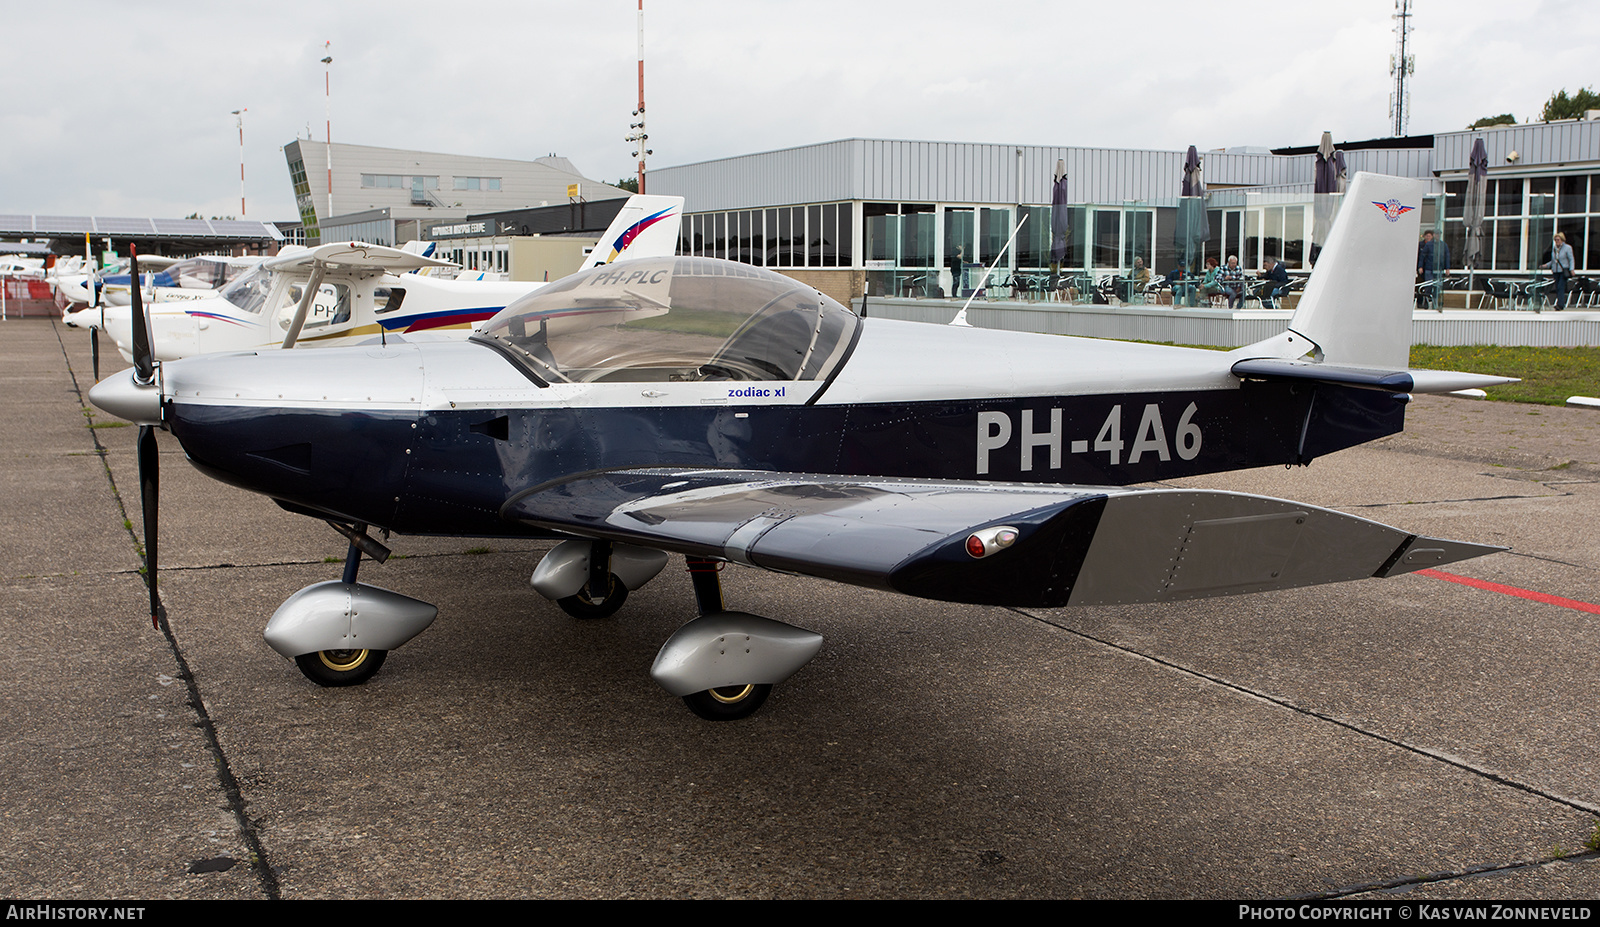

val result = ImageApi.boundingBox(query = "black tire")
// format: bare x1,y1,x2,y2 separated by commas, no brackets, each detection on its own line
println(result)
557,573,628,619
682,683,772,721
294,648,387,687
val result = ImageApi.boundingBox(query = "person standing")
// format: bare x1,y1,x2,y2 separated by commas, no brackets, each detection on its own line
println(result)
947,245,965,299
1259,256,1289,309
1546,231,1575,310
1416,230,1448,308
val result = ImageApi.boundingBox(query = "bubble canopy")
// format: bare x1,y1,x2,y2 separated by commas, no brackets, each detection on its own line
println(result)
473,257,859,385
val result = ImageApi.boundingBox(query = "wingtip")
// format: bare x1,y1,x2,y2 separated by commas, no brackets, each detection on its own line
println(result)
1374,535,1508,578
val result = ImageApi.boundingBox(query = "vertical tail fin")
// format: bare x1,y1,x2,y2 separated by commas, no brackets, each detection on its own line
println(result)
1282,172,1425,369
584,194,685,268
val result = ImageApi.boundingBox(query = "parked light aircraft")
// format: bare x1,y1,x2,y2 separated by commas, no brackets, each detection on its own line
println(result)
57,255,183,310
97,254,262,306
90,174,1512,721
94,194,684,362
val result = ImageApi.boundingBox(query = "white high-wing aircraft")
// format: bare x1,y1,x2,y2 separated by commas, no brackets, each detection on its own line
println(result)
57,254,183,314
97,194,683,361
89,174,1513,721
97,254,263,306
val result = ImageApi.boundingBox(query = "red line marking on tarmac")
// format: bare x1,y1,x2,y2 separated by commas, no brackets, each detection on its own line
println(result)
1417,568,1600,615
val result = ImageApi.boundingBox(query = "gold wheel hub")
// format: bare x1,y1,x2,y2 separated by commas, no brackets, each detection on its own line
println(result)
318,649,369,672
709,684,754,704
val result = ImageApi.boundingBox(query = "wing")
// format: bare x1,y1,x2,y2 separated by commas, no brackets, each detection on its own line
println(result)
503,468,1501,608
265,241,455,274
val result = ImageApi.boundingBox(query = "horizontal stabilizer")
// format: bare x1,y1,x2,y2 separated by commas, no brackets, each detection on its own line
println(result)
1232,357,1518,394
503,469,1503,608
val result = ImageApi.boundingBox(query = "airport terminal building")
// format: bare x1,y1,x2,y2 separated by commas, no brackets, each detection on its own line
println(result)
646,121,1600,306
284,139,630,248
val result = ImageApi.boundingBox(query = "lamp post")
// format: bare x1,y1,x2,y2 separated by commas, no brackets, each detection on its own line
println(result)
322,43,333,220
231,108,247,216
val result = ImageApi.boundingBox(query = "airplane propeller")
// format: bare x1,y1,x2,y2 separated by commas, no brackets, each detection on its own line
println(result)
128,248,162,629
89,241,102,380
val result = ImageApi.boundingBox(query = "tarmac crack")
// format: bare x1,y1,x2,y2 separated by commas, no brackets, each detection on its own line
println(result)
1007,607,1600,816
1010,606,1600,894
53,319,282,901
1293,849,1600,900
1342,491,1574,509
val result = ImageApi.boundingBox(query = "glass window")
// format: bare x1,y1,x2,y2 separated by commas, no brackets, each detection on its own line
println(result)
1093,210,1120,268
1492,178,1523,217
1494,218,1522,269
1445,181,1466,219
835,205,853,268
900,205,934,269
777,208,794,265
1283,206,1305,268
821,204,838,267
945,207,974,274
476,257,859,384
763,209,778,266
1123,210,1153,269
979,207,1012,267
1245,209,1262,268
279,282,351,330
220,264,274,314
1559,176,1587,215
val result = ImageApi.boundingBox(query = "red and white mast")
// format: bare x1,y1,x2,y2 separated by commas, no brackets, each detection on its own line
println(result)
625,2,651,193
232,108,247,216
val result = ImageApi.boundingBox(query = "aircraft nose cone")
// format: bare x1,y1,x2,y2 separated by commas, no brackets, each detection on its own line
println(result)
88,369,162,425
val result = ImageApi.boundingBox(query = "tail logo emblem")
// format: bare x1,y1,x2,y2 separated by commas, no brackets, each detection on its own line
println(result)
1371,199,1415,222
604,207,677,264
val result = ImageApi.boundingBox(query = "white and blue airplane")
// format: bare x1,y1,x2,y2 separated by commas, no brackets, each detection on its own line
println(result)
94,194,684,362
90,173,1511,720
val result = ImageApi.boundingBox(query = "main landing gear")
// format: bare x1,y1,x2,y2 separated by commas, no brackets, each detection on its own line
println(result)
648,557,822,721
529,542,823,721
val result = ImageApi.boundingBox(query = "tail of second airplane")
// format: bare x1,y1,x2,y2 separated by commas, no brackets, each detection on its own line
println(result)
583,194,685,268
1277,172,1420,370
1235,171,1513,395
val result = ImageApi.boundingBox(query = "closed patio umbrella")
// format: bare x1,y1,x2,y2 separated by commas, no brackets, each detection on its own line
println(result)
1173,146,1209,304
1050,159,1070,265
1312,131,1339,264
1464,137,1489,306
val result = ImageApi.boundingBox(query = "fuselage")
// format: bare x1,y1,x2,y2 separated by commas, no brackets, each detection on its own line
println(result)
157,319,1402,538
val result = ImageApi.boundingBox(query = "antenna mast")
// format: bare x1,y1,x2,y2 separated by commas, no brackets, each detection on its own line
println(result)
625,1,651,193
1388,0,1415,137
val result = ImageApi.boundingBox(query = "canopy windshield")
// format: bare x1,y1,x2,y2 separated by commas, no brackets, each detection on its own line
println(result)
474,257,858,384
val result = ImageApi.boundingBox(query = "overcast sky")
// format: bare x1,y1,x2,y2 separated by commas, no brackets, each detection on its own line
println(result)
3,0,1595,222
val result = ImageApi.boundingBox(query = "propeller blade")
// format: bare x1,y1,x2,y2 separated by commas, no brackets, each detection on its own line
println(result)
90,326,100,381
138,423,162,628
129,246,153,385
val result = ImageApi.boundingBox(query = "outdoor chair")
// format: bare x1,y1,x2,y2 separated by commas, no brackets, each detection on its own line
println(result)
1519,277,1551,311
1481,278,1514,309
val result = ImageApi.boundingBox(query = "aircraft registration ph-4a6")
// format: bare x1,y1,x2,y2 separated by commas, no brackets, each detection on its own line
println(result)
90,173,1511,720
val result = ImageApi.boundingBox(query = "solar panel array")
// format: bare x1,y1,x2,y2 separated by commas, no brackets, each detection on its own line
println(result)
96,217,157,235
151,218,216,236
33,216,95,233
0,215,281,240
